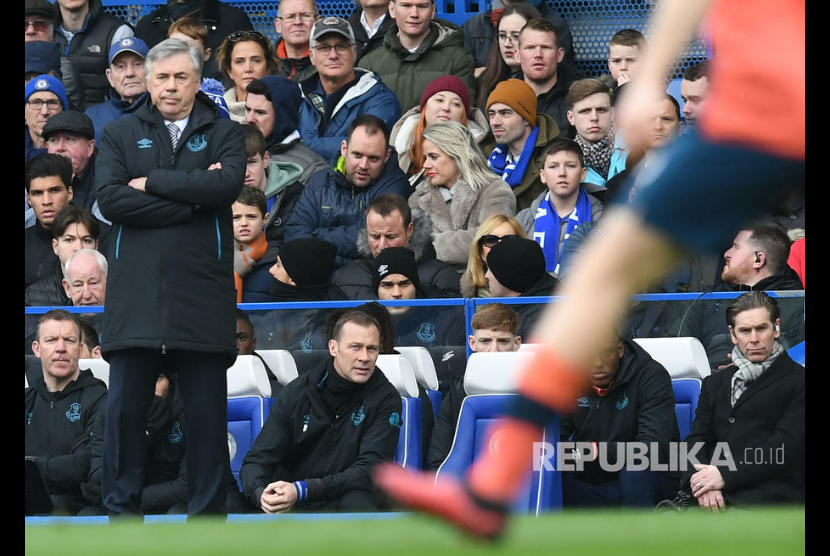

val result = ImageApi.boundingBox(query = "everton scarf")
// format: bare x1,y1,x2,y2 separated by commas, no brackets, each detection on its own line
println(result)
533,188,593,274
488,126,539,188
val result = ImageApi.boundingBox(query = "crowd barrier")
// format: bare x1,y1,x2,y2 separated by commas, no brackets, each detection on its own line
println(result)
100,0,708,80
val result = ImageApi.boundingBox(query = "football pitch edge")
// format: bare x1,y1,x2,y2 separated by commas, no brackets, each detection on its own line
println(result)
26,507,805,556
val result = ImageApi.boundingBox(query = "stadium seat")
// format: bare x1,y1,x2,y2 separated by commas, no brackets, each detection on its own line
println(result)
437,350,563,515
671,378,701,441
254,349,300,387
787,340,805,366
289,348,330,376
666,77,686,116
376,353,422,470
226,355,273,489
632,337,711,379
79,358,110,387
435,0,481,27
395,345,442,418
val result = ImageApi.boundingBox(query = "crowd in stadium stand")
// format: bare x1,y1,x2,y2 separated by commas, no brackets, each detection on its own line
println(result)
25,0,804,517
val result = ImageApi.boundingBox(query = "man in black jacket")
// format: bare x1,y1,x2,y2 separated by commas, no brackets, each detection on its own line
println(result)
484,236,559,341
560,336,679,507
240,310,402,512
26,310,108,515
332,194,461,300
672,291,804,510
95,37,246,517
680,220,804,370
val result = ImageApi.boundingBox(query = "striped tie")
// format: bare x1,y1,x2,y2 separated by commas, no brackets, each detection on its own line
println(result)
167,122,179,150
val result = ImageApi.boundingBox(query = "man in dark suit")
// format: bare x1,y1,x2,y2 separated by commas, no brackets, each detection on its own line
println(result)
673,291,804,511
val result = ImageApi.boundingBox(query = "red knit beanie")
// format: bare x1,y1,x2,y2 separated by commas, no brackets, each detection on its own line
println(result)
419,75,471,116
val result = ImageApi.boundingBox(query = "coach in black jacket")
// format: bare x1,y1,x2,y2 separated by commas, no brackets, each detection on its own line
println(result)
679,291,804,510
240,311,402,512
560,337,680,507
95,38,245,517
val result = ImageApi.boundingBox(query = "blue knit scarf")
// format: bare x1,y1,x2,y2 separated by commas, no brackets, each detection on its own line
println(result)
533,188,593,274
487,126,539,188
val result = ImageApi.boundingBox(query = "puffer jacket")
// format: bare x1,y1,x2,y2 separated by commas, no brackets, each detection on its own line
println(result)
298,68,401,161
283,151,410,266
358,19,477,112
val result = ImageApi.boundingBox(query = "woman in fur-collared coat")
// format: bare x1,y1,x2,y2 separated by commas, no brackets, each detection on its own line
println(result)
407,121,516,269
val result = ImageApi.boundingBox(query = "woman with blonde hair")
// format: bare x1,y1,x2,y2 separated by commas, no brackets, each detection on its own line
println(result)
408,121,517,269
390,75,490,177
460,214,528,297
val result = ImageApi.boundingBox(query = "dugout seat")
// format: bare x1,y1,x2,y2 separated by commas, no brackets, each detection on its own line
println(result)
79,358,110,387
395,345,442,418
226,355,273,489
633,337,711,379
376,353,422,470
437,351,563,515
254,349,300,388
671,378,702,441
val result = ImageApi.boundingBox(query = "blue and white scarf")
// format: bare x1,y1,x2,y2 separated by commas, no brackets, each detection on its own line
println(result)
487,126,539,188
532,188,593,274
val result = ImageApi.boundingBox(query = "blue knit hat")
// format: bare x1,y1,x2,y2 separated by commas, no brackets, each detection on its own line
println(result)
25,74,68,110
25,41,61,76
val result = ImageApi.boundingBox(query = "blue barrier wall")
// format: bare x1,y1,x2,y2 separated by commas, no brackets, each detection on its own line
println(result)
100,0,707,79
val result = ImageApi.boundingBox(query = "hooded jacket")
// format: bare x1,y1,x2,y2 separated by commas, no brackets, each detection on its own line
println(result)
240,359,402,509
95,91,245,358
298,68,401,161
358,19,477,112
283,151,411,267
479,112,561,211
407,175,517,268
331,208,462,300
85,89,149,144
561,339,680,485
25,369,108,497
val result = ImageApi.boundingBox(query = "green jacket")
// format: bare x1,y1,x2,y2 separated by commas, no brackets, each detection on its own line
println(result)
358,19,477,112
479,112,561,211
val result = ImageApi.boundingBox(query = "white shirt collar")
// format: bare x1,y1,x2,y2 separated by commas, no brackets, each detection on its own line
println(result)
360,12,386,38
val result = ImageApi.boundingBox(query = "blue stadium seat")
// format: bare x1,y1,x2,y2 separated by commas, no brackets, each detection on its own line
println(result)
666,77,686,116
671,377,701,441
226,355,274,489
376,354,423,470
787,340,805,366
437,351,563,514
435,0,483,27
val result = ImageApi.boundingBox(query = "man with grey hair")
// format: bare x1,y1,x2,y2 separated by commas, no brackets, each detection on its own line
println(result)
62,248,107,307
95,37,246,517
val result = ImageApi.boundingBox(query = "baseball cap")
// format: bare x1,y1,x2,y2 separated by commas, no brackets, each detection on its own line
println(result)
42,110,95,141
108,37,150,65
309,17,355,48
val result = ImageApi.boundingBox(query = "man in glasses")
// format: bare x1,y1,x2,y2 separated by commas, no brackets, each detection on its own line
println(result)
298,17,401,161
25,0,57,43
25,75,68,165
275,0,320,83
135,0,254,79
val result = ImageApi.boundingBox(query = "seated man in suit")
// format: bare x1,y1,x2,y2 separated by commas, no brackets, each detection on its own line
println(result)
664,291,804,511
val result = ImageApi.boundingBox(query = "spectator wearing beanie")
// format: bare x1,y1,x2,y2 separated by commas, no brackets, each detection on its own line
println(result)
480,78,562,211
25,74,68,164
256,238,346,353
373,247,465,352
389,75,491,177
485,236,559,340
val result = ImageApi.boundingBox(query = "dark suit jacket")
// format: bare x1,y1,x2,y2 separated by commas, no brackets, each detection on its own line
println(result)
681,351,804,506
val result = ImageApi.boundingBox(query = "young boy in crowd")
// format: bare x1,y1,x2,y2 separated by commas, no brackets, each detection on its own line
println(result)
607,29,647,87
232,186,279,302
